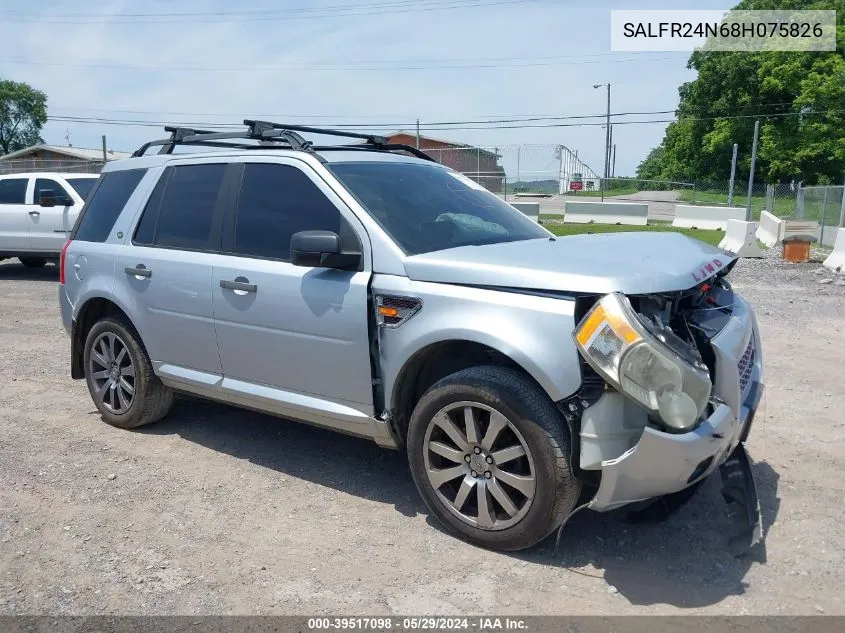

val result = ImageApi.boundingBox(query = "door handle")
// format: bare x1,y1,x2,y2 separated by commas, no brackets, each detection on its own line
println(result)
124,265,152,279
220,278,257,293
28,210,40,216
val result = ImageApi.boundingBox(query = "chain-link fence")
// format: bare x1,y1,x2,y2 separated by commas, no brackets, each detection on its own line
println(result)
797,185,845,246
0,158,106,175
421,144,600,197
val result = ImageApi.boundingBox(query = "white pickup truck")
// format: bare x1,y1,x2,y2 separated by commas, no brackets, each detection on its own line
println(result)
0,172,98,267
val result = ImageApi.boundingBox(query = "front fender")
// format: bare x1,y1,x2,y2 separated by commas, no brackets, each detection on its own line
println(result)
372,275,583,410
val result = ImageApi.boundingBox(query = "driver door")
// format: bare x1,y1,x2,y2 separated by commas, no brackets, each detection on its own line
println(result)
211,159,375,431
27,177,78,252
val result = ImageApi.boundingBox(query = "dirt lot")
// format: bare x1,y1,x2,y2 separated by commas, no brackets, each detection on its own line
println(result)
1,251,843,616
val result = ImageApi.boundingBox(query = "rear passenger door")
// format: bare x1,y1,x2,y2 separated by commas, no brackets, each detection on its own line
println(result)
211,159,374,422
28,177,76,252
117,162,231,385
0,177,31,252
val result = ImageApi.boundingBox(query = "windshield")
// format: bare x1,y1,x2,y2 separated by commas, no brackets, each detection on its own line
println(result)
328,161,549,255
65,177,98,201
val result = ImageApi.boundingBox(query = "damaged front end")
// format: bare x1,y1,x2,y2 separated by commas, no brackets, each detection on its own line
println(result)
563,264,764,556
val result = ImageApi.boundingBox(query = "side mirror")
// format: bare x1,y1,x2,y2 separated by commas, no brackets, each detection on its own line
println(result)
290,230,361,270
38,190,56,207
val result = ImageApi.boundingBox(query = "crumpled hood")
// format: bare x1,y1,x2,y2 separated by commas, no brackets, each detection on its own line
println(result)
403,232,735,295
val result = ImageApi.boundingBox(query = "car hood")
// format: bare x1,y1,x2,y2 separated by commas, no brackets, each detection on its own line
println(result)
402,232,735,295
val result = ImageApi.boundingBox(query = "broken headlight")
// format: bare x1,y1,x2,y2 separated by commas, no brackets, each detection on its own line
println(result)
573,293,712,432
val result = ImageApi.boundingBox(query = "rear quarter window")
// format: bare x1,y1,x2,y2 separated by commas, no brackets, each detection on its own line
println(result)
71,169,147,242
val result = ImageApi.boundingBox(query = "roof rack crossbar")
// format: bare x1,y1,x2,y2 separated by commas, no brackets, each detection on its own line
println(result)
243,119,388,146
131,121,435,162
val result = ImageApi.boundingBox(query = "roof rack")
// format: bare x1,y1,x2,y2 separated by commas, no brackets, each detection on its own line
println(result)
131,119,436,162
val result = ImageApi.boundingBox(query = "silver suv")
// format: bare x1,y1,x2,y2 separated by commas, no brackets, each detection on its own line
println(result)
59,122,764,553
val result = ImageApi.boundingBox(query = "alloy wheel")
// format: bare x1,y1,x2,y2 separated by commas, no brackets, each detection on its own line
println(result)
422,401,536,530
88,332,136,415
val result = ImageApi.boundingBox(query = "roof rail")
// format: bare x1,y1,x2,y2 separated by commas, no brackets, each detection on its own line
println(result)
131,120,436,162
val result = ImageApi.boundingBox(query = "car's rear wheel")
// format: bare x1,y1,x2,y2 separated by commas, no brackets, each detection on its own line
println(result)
407,366,579,551
83,317,173,429
19,257,47,268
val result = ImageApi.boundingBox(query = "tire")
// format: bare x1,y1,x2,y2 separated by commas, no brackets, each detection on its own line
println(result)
19,257,47,268
83,317,174,429
407,365,580,551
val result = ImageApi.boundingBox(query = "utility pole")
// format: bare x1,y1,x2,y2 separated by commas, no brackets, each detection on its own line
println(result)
415,119,420,149
728,143,738,206
611,144,617,178
606,124,613,180
101,135,107,163
558,145,564,195
745,120,760,221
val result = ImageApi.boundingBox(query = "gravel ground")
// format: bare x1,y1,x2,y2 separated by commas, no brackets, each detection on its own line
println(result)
0,248,843,616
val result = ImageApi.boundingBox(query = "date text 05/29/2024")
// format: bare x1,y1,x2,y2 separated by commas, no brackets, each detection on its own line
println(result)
307,617,528,631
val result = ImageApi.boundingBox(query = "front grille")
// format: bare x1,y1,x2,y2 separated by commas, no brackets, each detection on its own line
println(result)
738,337,755,394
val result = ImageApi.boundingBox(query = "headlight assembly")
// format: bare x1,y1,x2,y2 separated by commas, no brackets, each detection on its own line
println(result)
574,293,712,432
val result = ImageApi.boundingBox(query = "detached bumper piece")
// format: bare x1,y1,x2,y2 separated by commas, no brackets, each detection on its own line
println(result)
719,442,763,557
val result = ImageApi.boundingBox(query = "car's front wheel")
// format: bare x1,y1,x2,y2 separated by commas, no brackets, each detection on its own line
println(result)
407,366,580,551
83,317,173,429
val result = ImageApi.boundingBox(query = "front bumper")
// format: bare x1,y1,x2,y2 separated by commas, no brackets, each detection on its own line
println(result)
589,294,764,512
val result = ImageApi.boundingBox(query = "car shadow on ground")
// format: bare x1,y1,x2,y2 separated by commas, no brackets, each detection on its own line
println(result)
0,260,59,281
142,398,426,518
144,398,779,609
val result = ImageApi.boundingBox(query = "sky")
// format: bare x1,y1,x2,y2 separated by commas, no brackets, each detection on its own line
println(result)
1,0,735,178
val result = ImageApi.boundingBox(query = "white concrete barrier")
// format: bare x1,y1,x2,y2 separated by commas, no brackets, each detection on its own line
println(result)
672,205,745,230
719,220,765,258
823,228,845,272
510,201,540,222
563,201,648,226
756,210,783,248
782,219,820,242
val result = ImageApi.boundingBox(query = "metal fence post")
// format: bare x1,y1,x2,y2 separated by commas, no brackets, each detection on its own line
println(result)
745,120,760,221
796,185,804,219
839,178,845,228
820,188,829,247
727,143,738,206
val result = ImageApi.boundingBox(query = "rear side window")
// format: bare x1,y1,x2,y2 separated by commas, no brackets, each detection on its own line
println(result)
229,163,341,260
72,169,147,242
135,164,226,251
0,178,27,204
65,177,98,201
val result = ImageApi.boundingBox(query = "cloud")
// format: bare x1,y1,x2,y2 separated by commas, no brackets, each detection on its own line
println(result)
1,0,710,175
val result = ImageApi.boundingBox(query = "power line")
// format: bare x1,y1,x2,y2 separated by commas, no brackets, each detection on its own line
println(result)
44,101,796,121
0,0,533,23
45,108,845,133
2,0,515,17
0,55,680,72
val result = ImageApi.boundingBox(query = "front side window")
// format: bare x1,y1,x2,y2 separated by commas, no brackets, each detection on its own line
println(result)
328,161,548,255
230,163,342,260
136,164,226,250
0,178,28,204
35,178,71,202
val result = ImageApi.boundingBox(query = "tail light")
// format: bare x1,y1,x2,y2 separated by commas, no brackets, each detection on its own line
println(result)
60,239,72,285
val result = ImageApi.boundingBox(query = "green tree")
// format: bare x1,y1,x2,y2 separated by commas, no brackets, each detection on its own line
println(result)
637,0,845,185
0,79,48,155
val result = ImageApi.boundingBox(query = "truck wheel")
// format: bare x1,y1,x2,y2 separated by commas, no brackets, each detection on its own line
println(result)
19,257,47,268
83,317,174,429
407,366,579,551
